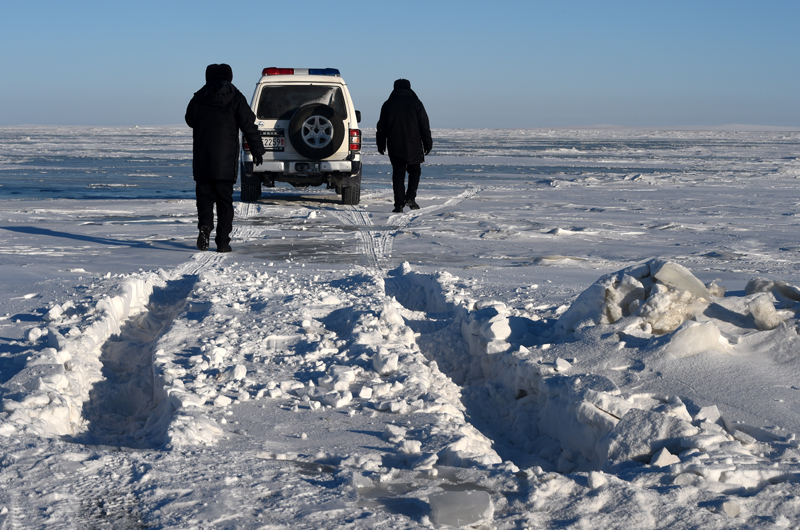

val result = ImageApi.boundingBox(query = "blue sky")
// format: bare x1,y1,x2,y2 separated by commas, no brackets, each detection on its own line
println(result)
1,0,798,128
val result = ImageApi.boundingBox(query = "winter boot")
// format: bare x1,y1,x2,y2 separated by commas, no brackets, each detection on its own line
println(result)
197,226,211,251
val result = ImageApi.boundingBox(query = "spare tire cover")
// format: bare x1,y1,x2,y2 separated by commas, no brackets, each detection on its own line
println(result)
288,104,345,159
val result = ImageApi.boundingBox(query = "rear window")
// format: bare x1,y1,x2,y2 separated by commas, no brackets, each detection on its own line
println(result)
256,85,347,120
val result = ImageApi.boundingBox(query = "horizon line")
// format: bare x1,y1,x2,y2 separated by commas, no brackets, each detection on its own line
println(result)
1,123,798,132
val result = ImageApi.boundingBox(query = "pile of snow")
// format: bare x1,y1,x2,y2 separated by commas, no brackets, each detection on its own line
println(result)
1,274,159,438
385,260,800,494
2,257,512,474
553,259,716,338
3,254,800,525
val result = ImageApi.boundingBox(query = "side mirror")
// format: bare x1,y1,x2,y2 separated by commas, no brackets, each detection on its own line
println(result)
355,110,361,123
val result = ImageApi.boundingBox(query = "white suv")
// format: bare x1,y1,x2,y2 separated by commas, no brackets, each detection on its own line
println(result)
240,67,362,205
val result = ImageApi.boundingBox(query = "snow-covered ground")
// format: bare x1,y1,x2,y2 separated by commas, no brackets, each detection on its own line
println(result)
2,126,800,528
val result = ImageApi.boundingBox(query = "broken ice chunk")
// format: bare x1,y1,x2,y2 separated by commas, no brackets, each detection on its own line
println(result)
600,408,699,465
694,405,722,425
605,275,646,323
721,500,740,517
664,321,728,358
27,328,44,342
380,302,405,326
748,294,783,330
732,429,757,445
213,395,232,407
44,305,64,322
383,424,406,443
373,351,399,375
480,315,512,341
654,262,711,300
706,280,726,297
429,490,493,527
587,471,608,489
321,295,341,305
219,364,247,382
351,472,373,489
745,277,800,301
650,447,680,468
399,440,422,454
485,340,510,354
321,391,352,408
372,382,392,397
412,453,438,470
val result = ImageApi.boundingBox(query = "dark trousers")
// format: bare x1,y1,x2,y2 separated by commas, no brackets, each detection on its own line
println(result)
392,162,421,208
195,180,234,247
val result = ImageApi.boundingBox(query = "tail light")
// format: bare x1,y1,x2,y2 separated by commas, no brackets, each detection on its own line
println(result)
242,138,250,152
263,67,294,75
349,129,361,151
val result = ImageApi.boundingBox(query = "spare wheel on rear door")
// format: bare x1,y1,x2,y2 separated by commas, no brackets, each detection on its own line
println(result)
288,104,345,159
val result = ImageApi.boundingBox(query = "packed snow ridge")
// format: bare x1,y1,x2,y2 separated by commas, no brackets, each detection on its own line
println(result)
3,255,800,504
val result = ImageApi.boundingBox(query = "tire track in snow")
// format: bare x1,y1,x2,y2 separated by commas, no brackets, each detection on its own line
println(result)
381,186,483,260
78,253,228,446
171,252,228,277
0,492,22,530
330,187,483,271
17,254,224,448
329,205,384,270
387,186,483,230
230,225,267,243
78,275,198,448
234,201,260,220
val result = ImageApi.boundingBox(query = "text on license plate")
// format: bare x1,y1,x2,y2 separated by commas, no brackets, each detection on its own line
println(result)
262,137,285,149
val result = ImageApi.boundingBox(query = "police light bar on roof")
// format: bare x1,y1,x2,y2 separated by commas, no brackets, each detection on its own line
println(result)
262,67,340,77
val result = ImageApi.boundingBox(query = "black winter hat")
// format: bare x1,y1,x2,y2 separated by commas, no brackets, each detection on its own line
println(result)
393,79,411,90
206,64,233,83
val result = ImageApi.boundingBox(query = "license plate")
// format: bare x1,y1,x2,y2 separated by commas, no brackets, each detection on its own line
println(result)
261,130,285,151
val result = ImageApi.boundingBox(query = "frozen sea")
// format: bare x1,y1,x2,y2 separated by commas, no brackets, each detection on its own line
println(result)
2,125,800,529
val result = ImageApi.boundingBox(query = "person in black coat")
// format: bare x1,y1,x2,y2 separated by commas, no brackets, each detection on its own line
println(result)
185,63,265,252
376,79,433,212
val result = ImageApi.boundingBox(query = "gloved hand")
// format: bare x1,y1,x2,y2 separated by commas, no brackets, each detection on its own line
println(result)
424,148,431,156
378,148,385,155
253,152,263,166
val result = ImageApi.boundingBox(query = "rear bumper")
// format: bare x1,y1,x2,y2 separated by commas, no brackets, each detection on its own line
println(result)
242,160,361,187
252,160,354,174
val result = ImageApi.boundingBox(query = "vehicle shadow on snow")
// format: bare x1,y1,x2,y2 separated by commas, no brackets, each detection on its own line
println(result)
241,191,342,206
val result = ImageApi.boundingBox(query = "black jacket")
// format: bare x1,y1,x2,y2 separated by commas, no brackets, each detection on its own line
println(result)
185,80,264,181
376,80,432,166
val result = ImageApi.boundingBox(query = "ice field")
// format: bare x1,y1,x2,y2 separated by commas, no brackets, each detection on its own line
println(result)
1,126,800,528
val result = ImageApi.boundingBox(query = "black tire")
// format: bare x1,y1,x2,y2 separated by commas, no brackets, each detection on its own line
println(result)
240,164,261,202
341,184,360,205
288,104,345,159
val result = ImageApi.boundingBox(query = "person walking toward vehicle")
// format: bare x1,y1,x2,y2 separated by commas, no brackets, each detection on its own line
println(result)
376,79,432,213
185,63,265,252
